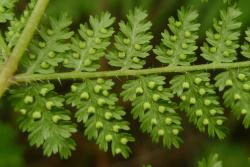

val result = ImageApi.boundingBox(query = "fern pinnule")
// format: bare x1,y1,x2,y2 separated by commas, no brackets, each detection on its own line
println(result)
201,6,241,63
154,7,200,65
122,75,183,148
10,83,76,159
0,0,17,23
106,8,153,69
22,14,73,74
215,69,250,128
6,0,36,49
171,72,228,139
241,28,250,58
64,12,115,72
66,79,134,158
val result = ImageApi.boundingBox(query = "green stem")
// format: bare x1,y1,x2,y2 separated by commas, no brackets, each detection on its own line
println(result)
0,0,50,97
14,61,250,82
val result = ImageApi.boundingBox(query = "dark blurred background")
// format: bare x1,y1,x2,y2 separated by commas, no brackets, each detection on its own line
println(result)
1,0,250,167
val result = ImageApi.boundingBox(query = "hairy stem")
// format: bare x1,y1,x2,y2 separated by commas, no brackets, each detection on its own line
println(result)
14,61,250,82
0,0,50,97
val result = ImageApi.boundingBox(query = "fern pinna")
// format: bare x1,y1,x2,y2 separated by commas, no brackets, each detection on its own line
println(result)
0,0,250,159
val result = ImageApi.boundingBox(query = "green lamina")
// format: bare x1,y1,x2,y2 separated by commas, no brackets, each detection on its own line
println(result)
241,28,250,58
154,7,200,65
0,0,17,23
5,0,36,49
22,14,73,74
64,12,115,72
106,8,153,69
215,69,250,128
9,83,76,159
66,79,134,158
170,72,228,139
201,6,241,63
122,75,183,148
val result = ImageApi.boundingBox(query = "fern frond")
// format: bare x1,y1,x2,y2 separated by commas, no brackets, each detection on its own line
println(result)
4,2,250,160
66,79,134,158
10,83,76,159
106,8,153,69
201,6,241,63
154,7,200,65
0,0,17,23
122,75,183,148
170,72,228,139
22,14,73,74
64,12,115,72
